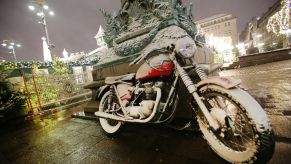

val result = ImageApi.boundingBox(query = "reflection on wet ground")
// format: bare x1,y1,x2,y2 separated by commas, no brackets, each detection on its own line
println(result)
220,60,291,115
0,60,291,163
220,60,291,164
0,105,224,163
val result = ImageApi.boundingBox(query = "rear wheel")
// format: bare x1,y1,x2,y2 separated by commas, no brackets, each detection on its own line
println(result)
99,91,123,136
196,85,274,163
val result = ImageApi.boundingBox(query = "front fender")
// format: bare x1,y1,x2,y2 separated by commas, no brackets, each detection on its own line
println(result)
96,85,110,100
196,76,241,89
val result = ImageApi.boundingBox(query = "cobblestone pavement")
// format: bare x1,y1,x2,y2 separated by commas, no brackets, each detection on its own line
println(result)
0,60,291,164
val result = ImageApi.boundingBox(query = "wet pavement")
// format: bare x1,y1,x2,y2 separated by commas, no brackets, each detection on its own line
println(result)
0,105,225,164
220,59,291,140
220,59,291,164
0,60,291,164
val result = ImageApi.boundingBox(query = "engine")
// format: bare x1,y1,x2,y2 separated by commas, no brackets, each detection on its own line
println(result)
116,81,166,119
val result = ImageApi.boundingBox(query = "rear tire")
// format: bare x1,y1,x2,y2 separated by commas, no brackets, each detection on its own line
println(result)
99,91,123,136
197,85,275,163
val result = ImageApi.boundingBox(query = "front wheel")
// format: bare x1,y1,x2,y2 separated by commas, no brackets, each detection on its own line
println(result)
196,85,274,163
98,91,123,136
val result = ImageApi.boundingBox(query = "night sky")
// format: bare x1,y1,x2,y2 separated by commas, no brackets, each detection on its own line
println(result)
0,0,277,62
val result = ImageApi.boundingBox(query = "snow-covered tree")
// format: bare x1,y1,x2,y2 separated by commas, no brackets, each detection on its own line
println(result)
266,0,291,35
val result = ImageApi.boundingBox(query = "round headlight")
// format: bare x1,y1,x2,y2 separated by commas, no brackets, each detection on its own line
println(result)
176,37,197,59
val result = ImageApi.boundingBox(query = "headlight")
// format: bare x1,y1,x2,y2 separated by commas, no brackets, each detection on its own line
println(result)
176,37,197,59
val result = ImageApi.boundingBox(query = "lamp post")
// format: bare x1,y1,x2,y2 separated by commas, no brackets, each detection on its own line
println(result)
1,40,21,62
28,0,55,61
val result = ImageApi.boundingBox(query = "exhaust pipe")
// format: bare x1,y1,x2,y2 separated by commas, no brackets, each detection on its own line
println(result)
94,111,126,121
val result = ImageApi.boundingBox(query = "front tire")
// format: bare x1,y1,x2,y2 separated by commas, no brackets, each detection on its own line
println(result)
99,91,123,136
196,85,274,163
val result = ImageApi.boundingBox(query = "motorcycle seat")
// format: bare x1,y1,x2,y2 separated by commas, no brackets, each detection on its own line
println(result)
199,63,223,75
188,63,223,76
105,73,135,84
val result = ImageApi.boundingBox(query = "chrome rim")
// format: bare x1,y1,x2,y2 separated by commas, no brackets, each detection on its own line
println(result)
201,91,256,152
100,93,121,131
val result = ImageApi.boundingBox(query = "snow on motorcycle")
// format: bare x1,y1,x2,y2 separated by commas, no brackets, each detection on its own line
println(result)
94,36,275,163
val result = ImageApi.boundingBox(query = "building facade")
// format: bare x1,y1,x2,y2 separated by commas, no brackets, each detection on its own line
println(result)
196,14,238,64
240,0,284,54
196,13,238,46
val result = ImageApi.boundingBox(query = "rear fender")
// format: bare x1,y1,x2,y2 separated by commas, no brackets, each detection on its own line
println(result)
196,76,241,89
96,85,110,100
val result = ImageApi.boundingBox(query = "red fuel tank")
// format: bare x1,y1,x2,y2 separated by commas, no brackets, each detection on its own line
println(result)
136,54,174,81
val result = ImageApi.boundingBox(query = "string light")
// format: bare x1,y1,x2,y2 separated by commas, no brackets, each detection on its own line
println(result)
266,0,290,35
0,58,100,71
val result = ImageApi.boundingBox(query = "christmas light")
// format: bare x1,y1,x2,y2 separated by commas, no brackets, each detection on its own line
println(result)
266,0,290,35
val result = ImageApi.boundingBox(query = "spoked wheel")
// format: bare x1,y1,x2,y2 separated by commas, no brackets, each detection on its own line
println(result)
99,91,122,136
196,85,274,163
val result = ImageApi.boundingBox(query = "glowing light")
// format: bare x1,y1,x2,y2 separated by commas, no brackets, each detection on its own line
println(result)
205,34,234,63
236,43,247,56
28,5,35,11
16,44,21,47
236,43,245,48
43,5,49,10
267,0,290,35
258,43,265,46
8,45,13,49
2,43,7,47
10,42,15,46
37,12,44,17
49,11,54,16
256,34,262,38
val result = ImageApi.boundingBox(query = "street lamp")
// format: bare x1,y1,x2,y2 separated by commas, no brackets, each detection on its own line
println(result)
1,40,21,61
28,0,55,61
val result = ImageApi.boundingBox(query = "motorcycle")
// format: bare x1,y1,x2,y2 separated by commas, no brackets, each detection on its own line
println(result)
94,37,275,163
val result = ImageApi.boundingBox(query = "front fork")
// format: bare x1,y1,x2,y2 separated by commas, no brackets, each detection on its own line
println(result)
172,57,220,130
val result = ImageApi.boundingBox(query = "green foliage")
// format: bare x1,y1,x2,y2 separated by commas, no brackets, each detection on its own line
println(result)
52,58,71,75
263,35,284,51
27,65,59,108
0,71,25,120
0,61,21,71
1,58,89,113
26,58,75,110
